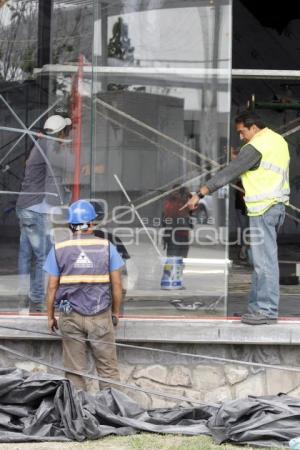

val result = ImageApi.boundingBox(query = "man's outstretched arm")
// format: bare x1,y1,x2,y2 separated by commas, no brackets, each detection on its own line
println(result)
184,144,261,210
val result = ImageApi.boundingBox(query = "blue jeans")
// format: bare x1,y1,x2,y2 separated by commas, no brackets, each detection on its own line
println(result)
16,208,51,303
248,203,285,318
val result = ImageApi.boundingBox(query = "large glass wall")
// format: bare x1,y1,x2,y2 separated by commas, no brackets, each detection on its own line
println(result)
0,0,232,317
91,1,232,318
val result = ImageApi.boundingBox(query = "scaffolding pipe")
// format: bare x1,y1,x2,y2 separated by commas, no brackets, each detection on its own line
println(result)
71,55,84,201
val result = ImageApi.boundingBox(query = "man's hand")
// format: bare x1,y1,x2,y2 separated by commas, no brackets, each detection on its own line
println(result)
111,269,122,326
180,186,210,211
48,318,58,332
112,314,119,327
181,193,201,211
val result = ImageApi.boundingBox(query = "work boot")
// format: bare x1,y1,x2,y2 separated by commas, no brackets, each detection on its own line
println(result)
241,312,278,325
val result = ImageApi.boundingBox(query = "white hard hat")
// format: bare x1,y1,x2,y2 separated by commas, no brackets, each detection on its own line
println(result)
43,115,72,134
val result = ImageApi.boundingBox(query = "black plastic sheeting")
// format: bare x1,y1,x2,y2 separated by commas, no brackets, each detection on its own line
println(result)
0,368,299,447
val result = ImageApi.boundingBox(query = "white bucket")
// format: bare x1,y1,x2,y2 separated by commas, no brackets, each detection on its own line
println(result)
160,257,183,290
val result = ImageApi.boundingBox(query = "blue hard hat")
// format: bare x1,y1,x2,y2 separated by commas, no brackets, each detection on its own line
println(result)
68,200,97,224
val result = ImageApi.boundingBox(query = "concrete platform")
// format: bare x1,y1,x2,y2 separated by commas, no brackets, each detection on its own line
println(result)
1,315,300,345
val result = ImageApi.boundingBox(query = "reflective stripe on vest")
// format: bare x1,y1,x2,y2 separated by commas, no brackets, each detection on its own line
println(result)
260,161,285,174
244,189,290,203
241,128,290,216
60,274,110,284
244,197,289,214
244,166,290,203
55,238,109,250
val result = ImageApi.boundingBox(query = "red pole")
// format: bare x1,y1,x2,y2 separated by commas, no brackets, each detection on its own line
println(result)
71,54,84,202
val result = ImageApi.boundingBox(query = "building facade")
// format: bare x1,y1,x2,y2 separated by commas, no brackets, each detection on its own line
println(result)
0,0,232,318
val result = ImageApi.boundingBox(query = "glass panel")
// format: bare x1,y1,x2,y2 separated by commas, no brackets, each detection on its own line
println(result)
92,0,232,318
0,0,231,318
0,0,40,313
0,0,94,313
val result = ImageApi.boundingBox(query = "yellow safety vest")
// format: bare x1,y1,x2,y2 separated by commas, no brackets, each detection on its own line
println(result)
241,128,290,216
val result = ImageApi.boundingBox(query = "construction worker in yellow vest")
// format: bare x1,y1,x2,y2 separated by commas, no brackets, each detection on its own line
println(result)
184,111,290,325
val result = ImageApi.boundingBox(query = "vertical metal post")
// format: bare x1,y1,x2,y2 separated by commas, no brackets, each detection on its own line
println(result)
37,0,52,68
101,2,108,91
37,0,53,107
101,2,108,66
71,55,84,202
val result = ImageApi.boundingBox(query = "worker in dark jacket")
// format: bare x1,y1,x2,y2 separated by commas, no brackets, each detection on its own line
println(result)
44,200,124,391
16,115,73,313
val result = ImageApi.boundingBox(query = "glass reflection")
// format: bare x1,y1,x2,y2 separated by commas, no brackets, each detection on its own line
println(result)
92,0,232,318
0,0,231,317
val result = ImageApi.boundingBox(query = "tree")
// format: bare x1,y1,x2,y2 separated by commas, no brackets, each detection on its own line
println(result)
0,0,40,81
0,1,91,81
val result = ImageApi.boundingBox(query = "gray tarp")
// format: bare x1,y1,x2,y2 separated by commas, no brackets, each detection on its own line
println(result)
0,368,298,447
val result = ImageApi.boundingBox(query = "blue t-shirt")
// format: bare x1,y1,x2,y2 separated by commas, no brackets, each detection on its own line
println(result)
44,242,124,276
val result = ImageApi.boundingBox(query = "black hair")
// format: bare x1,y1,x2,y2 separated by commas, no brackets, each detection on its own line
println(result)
69,223,90,233
235,111,266,130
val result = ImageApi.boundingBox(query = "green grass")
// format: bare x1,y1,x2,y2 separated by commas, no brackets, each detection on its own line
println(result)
2,434,285,449
67,434,285,450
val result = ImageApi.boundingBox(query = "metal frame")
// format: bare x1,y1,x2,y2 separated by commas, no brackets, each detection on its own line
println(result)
34,66,300,80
